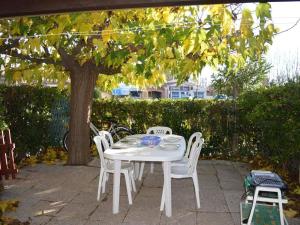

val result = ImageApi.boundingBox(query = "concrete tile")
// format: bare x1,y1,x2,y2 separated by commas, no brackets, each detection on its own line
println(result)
197,212,234,225
171,178,195,189
215,165,242,182
87,158,100,167
124,196,161,225
231,212,241,225
198,175,221,190
219,179,244,191
30,200,67,217
27,215,52,225
200,160,213,165
122,221,157,225
55,202,98,221
143,174,164,188
70,191,99,204
124,207,161,225
287,217,300,225
164,189,198,218
198,189,229,213
89,196,130,223
138,187,162,198
232,162,250,177
4,197,42,221
5,160,296,225
160,211,197,225
197,164,217,175
83,220,102,225
30,187,79,203
46,218,87,225
211,160,233,166
223,190,244,213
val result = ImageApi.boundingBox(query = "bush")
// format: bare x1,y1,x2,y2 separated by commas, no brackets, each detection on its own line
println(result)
0,82,299,178
92,98,236,158
238,81,300,173
0,85,67,159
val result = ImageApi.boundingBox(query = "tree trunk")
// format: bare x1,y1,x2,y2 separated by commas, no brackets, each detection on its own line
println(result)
68,66,97,165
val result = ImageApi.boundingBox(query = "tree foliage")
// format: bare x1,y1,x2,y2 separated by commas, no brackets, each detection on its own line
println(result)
212,59,271,97
0,3,277,164
0,4,276,88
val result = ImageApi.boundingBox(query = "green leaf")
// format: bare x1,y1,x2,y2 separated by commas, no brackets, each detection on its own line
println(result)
256,3,271,20
240,9,254,38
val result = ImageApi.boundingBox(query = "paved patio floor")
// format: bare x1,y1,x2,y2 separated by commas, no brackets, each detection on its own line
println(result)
2,160,300,225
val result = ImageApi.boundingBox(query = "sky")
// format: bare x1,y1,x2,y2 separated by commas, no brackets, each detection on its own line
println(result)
201,1,300,86
267,1,300,82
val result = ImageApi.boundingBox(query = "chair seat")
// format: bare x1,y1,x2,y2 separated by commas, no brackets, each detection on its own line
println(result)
170,165,191,178
171,157,189,166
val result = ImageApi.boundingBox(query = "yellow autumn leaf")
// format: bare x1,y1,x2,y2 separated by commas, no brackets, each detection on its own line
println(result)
12,71,22,81
183,38,195,55
284,209,298,218
240,9,254,38
90,12,107,25
23,70,32,80
102,28,111,44
222,9,233,36
79,23,93,34
292,186,300,195
166,47,174,58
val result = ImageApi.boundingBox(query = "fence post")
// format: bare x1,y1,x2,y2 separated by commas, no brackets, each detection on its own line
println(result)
0,130,9,179
0,129,17,179
4,129,17,179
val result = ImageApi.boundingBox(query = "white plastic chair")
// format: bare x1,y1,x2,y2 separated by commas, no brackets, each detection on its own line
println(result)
99,130,139,180
93,136,136,204
160,136,204,210
98,130,114,147
172,132,202,166
138,126,172,181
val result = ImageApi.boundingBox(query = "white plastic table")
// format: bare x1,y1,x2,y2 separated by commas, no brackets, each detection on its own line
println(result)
104,134,186,217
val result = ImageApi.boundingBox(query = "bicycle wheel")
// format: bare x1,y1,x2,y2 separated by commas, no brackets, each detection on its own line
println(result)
62,130,70,152
63,130,94,152
111,127,133,142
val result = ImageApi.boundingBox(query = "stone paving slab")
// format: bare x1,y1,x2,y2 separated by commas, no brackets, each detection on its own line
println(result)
2,160,299,225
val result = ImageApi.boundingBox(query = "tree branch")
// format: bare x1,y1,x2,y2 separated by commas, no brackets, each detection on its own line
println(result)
1,49,61,66
57,47,80,74
0,39,62,66
276,18,300,35
91,62,121,75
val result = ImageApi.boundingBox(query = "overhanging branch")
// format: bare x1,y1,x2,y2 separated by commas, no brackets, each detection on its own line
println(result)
92,62,121,75
2,49,61,66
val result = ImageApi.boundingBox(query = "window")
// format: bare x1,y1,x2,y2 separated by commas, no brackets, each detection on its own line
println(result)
171,91,179,98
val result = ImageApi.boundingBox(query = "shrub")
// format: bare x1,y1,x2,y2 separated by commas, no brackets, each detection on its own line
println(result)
0,85,67,159
92,98,236,158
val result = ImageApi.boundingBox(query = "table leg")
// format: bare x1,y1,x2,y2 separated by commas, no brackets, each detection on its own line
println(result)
163,161,172,217
134,162,140,180
113,159,121,214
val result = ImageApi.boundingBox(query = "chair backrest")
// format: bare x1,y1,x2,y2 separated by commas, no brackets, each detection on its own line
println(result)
93,135,110,169
185,132,202,158
99,130,114,147
187,137,204,175
146,126,172,135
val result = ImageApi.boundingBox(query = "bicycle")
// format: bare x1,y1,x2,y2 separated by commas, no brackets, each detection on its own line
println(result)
62,120,133,152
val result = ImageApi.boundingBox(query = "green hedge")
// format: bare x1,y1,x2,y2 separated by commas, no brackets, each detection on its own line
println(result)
0,85,67,159
92,98,235,158
0,82,299,173
238,82,300,169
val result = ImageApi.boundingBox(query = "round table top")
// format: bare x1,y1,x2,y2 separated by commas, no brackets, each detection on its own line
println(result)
104,134,186,162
